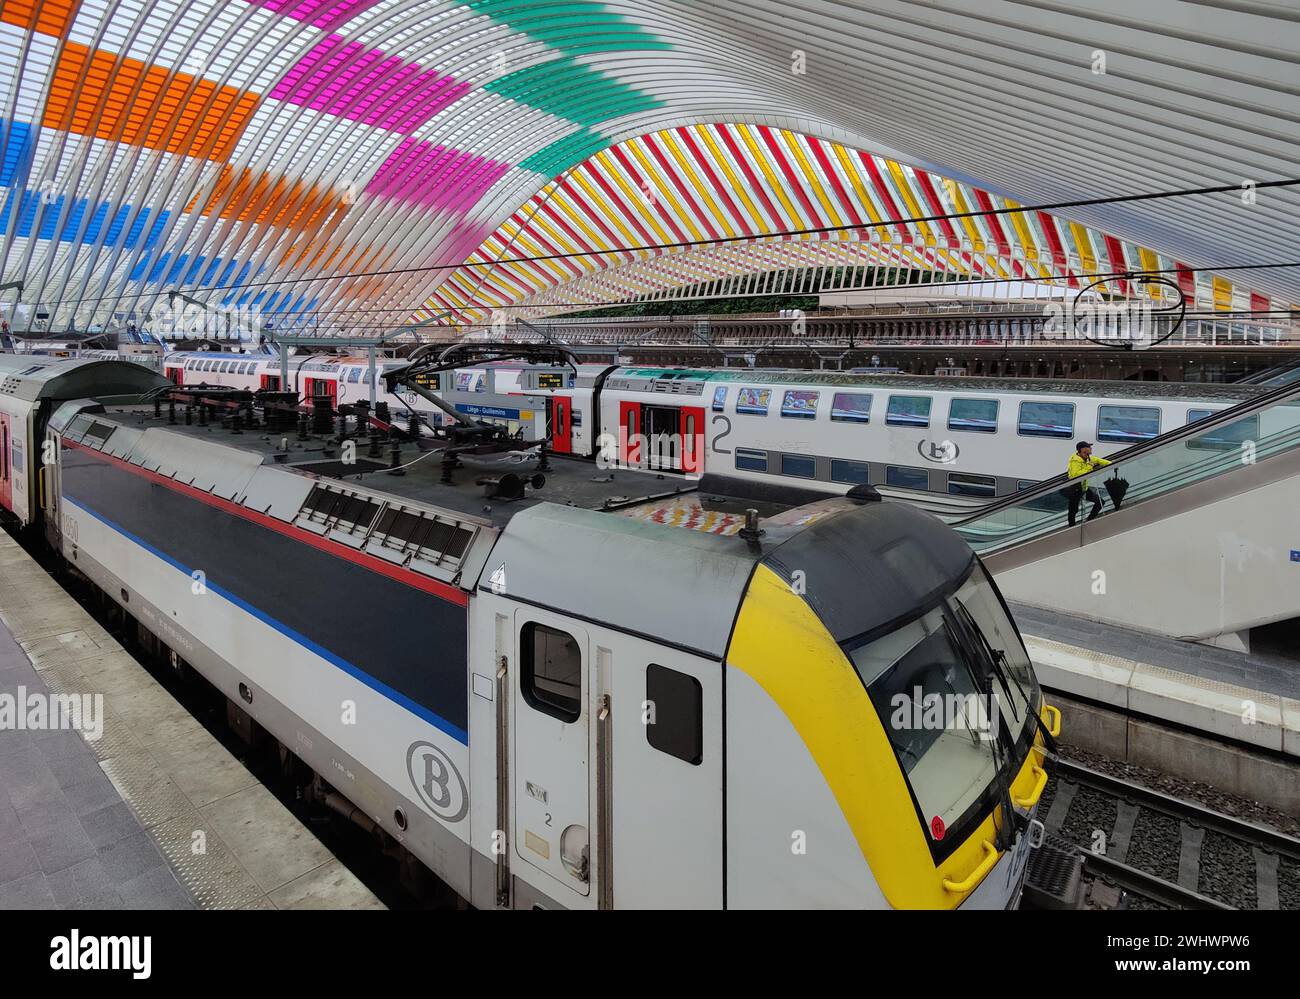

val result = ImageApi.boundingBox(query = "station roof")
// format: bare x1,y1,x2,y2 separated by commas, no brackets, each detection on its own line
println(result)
0,2,1295,335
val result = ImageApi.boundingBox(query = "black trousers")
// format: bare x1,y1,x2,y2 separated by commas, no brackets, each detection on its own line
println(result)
1067,484,1102,526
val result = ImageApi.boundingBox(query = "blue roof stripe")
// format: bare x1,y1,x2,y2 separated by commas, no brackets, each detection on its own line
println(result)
0,120,35,188
0,188,169,250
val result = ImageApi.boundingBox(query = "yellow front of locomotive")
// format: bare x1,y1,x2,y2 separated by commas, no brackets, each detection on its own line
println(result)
722,502,1059,909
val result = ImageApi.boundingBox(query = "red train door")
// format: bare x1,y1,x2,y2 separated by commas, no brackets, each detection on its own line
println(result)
618,400,640,467
305,378,337,410
550,395,572,454
167,365,184,386
260,373,280,390
680,406,704,475
0,413,11,513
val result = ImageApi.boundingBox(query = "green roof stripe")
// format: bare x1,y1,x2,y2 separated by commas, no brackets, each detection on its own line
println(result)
519,128,611,177
485,55,662,127
466,1,671,52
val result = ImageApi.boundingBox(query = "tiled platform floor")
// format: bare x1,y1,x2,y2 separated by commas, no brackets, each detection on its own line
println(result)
0,530,383,910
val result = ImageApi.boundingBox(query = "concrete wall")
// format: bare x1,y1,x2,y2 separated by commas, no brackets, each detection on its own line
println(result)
995,468,1300,644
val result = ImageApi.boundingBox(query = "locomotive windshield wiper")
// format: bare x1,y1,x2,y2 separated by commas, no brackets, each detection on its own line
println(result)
953,600,1024,725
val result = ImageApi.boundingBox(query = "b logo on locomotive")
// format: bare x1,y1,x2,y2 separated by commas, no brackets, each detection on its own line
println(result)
406,741,468,823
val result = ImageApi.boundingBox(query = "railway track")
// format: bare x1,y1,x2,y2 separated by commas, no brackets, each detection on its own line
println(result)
1042,760,1300,910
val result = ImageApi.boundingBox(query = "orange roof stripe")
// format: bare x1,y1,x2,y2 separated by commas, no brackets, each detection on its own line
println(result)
1,0,79,37
188,166,348,229
43,43,259,161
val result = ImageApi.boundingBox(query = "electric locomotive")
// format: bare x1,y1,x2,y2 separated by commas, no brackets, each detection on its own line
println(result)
4,355,1058,908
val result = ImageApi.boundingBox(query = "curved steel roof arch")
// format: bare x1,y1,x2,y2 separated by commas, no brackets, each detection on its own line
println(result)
0,0,1294,335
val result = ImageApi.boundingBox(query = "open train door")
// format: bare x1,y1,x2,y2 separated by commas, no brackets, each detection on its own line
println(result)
260,373,281,391
510,608,593,902
305,377,337,410
167,365,184,386
550,395,572,454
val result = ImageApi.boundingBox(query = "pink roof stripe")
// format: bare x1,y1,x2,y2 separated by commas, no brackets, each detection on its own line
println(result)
270,35,470,132
248,0,384,33
367,137,511,213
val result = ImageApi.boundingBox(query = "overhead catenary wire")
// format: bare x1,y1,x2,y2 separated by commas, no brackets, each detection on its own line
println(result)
27,176,1300,319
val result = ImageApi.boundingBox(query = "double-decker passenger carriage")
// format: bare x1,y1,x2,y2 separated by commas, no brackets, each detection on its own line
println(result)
9,356,1059,909
533,366,1277,509
162,352,553,441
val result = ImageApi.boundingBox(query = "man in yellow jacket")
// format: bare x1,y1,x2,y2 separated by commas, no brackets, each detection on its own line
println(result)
1067,441,1112,525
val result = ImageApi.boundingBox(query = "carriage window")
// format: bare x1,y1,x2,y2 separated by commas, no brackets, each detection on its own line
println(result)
948,472,997,497
712,386,727,412
1018,401,1075,438
948,398,999,434
831,392,872,423
1098,405,1160,443
349,369,362,383
831,459,870,484
1186,409,1259,451
521,623,581,723
736,387,771,415
781,453,816,478
735,448,768,472
886,466,929,490
886,395,931,428
781,389,819,419
646,664,703,765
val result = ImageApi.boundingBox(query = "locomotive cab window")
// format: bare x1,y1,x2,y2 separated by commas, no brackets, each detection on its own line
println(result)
521,623,582,723
645,664,702,765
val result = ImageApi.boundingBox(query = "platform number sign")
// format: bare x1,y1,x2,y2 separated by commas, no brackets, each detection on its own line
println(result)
1291,550,1300,563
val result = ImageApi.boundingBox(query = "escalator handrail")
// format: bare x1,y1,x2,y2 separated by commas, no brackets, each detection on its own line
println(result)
953,377,1300,526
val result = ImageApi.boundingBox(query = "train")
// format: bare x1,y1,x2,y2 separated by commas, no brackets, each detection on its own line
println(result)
1,354,1059,909
161,351,1270,507
163,350,547,440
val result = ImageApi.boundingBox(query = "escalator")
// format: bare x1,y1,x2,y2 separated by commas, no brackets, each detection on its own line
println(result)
1233,358,1300,388
950,376,1300,570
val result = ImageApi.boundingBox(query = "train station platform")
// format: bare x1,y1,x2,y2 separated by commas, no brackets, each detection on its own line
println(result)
0,530,383,910
1014,603,1300,816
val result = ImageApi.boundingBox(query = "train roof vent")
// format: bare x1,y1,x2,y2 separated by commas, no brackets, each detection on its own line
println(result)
298,483,382,537
370,505,475,571
83,420,117,444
